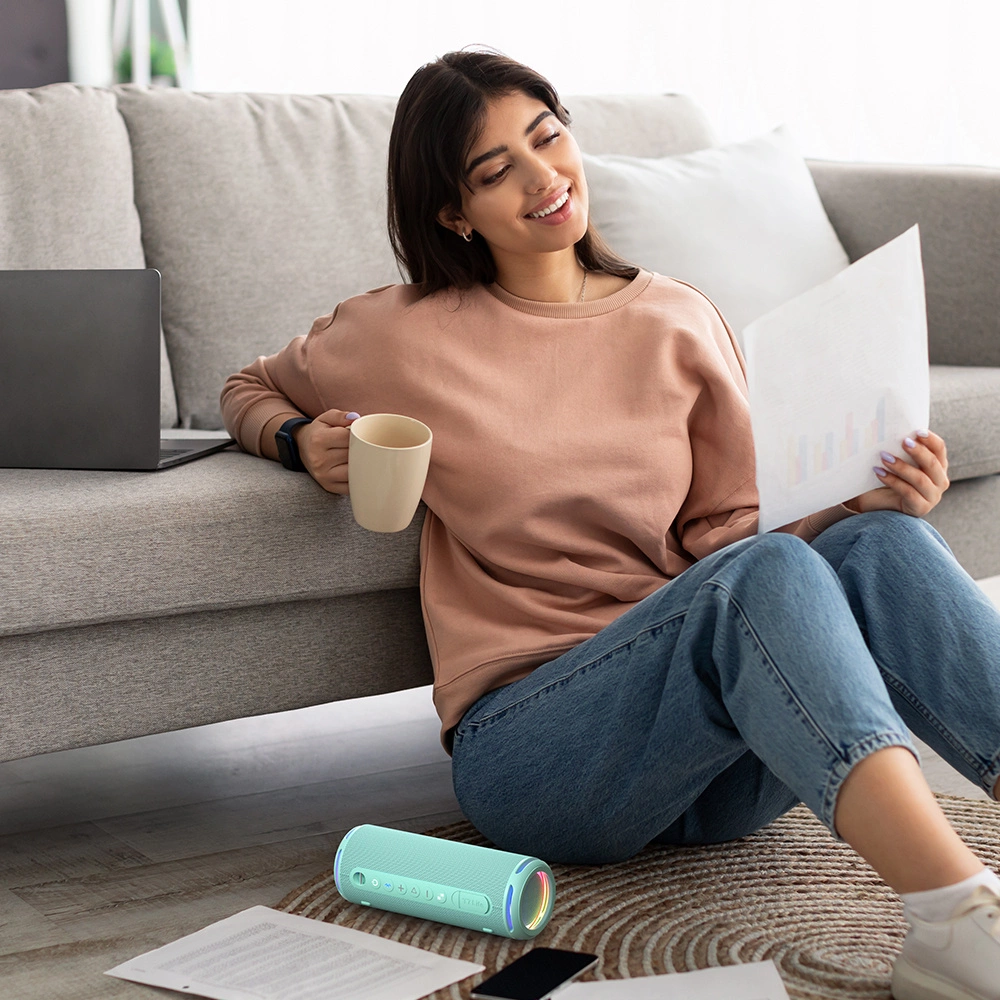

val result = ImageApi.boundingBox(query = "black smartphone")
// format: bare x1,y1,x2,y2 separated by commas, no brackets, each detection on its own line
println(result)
470,947,598,1000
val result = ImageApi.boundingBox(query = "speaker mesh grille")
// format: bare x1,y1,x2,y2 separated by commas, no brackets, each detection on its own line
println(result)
340,825,522,913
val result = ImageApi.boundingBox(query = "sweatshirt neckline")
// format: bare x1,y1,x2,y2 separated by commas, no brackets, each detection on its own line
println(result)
485,268,653,318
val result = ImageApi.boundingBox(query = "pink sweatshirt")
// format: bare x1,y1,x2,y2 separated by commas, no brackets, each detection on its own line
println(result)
221,270,855,748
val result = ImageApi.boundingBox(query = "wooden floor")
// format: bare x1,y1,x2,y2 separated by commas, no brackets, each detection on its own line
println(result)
3,577,999,999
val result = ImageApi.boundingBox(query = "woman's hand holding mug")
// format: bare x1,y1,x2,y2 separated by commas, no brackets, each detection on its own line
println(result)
296,409,360,495
297,409,433,532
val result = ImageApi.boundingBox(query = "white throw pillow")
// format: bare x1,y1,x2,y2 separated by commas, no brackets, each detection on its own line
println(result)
582,126,850,345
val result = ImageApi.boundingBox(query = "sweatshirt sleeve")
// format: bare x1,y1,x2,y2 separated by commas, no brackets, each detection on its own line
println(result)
220,309,337,456
674,291,857,561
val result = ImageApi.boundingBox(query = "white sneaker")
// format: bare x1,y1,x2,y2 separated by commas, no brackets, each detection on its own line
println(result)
892,885,1000,1000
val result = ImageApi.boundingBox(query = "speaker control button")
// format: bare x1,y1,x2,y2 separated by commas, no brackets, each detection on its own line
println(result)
435,892,447,903
453,890,491,915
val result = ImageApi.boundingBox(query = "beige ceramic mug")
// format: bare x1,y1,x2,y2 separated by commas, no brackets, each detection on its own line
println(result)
348,413,432,532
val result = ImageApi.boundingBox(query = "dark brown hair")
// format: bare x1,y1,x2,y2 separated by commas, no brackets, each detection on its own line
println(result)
386,47,639,296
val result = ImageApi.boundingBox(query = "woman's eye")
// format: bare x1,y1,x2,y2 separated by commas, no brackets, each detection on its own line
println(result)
483,166,509,185
481,133,561,185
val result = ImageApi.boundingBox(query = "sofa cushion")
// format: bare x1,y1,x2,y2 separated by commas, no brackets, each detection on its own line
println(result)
929,364,1000,482
560,93,717,157
583,127,850,341
112,89,716,429
113,88,403,430
0,83,178,428
0,449,423,638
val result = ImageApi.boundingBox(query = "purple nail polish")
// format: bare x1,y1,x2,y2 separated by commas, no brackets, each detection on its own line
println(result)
905,437,916,449
880,450,896,464
916,429,930,438
346,412,361,421
874,466,887,478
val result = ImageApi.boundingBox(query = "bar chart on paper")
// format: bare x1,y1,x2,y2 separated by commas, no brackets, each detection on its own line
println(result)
788,397,887,487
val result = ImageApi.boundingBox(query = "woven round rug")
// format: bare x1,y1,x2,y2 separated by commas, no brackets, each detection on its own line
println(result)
277,795,1000,1000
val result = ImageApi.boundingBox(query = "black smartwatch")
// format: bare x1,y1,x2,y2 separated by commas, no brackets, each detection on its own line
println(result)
275,417,312,472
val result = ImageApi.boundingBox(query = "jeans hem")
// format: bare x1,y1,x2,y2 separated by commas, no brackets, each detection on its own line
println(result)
820,730,920,839
982,754,1000,801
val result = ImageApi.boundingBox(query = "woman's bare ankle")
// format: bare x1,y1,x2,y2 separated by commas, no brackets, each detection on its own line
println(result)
835,747,983,894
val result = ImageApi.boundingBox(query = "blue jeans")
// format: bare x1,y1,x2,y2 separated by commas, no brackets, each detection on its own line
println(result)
451,511,1000,864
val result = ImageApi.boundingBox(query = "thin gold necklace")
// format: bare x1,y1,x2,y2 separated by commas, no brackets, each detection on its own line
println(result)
495,271,590,302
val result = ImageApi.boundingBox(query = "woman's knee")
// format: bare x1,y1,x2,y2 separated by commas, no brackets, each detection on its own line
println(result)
720,531,835,596
836,511,955,573
740,531,818,565
848,509,949,549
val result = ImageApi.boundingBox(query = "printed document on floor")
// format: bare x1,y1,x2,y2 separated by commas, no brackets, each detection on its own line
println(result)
742,225,929,534
560,960,789,999
105,905,484,1000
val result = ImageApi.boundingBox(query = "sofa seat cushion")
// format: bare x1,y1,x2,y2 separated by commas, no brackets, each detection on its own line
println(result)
0,450,423,638
929,364,1000,482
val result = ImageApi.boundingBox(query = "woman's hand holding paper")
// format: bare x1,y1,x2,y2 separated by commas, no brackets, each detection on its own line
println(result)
845,430,950,517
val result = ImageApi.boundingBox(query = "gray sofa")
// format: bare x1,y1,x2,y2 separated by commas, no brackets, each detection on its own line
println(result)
2,83,999,763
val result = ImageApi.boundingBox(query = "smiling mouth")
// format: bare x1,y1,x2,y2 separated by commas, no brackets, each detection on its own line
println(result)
525,187,571,219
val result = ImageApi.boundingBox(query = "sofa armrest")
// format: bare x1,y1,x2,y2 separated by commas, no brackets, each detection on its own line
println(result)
807,159,1000,367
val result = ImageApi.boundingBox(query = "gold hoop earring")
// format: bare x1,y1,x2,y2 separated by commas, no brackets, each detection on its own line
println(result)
461,230,473,242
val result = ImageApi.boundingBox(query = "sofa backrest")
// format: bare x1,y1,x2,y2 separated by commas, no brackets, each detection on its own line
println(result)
113,88,717,429
0,83,178,428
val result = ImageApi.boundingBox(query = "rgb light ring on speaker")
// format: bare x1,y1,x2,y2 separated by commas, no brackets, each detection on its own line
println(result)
334,826,360,893
505,862,554,937
522,869,552,930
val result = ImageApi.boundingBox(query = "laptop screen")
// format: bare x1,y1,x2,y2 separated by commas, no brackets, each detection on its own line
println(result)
0,269,161,470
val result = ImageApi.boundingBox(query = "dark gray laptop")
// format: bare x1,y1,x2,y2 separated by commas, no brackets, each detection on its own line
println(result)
0,269,234,470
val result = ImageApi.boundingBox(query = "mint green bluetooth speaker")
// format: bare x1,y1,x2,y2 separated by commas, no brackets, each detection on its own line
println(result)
334,824,555,939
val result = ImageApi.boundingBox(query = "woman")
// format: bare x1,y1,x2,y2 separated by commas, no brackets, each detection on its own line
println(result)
221,49,1000,999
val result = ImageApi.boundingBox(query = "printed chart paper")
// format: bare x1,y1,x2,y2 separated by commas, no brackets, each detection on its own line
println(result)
105,905,483,1000
742,225,929,534
561,960,789,999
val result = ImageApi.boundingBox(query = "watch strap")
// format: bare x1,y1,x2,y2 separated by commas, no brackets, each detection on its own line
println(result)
275,417,312,472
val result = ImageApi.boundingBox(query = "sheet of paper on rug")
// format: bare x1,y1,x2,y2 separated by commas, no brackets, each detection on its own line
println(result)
560,960,789,999
104,905,484,1000
742,224,929,534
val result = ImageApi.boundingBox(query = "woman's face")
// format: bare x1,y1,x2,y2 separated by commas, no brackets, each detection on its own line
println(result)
439,91,589,263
